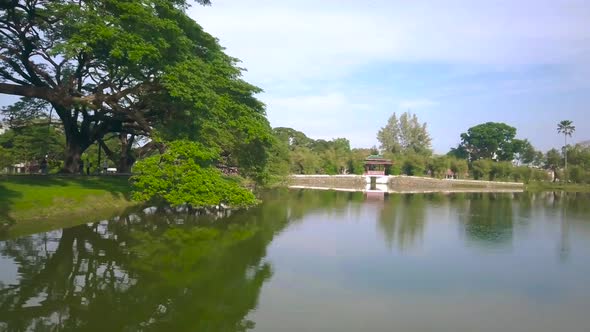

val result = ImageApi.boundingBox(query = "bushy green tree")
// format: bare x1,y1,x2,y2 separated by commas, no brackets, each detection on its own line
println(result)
490,161,513,181
514,139,537,165
290,146,321,174
262,136,291,184
567,144,590,171
0,146,14,170
0,0,268,174
131,140,257,208
567,166,588,184
450,158,469,179
459,122,521,161
0,121,65,171
510,166,532,183
401,153,426,176
377,112,432,155
428,156,450,178
545,148,562,181
531,168,550,182
348,148,373,175
472,159,493,180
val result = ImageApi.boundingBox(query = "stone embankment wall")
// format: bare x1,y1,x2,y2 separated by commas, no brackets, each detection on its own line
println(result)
289,175,365,190
290,175,523,192
388,176,523,192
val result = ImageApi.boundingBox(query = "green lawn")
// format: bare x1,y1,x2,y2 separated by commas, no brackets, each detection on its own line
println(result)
0,175,136,238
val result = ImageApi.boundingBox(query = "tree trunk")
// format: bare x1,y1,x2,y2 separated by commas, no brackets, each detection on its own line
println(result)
61,123,91,174
63,140,83,174
117,134,136,173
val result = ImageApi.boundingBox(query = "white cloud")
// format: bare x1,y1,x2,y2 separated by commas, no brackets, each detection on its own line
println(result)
263,92,379,146
191,0,590,84
186,0,590,151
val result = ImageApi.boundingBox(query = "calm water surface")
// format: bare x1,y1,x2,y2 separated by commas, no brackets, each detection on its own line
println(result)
1,190,590,331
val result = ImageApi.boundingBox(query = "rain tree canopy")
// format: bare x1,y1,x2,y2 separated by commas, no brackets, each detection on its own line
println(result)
0,0,273,174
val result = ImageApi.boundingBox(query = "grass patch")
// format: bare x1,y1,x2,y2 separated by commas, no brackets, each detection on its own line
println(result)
0,175,137,237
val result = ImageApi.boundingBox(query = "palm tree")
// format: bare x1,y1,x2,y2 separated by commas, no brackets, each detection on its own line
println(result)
557,120,576,175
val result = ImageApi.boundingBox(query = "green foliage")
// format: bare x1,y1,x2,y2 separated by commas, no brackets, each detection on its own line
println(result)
567,144,590,170
348,148,374,175
450,158,469,179
490,161,513,181
158,54,275,183
472,159,492,180
427,156,450,178
401,154,426,176
273,127,314,149
447,145,469,160
0,121,65,171
0,98,51,128
131,141,257,208
290,146,321,174
261,136,291,185
0,146,14,170
545,148,562,171
514,139,537,165
1,0,274,175
277,128,353,175
567,166,590,184
557,120,576,140
531,168,551,182
377,112,432,155
509,166,531,183
459,122,521,161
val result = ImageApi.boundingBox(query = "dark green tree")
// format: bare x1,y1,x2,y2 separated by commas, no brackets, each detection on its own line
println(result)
0,0,267,174
0,120,65,172
514,139,537,165
459,122,521,161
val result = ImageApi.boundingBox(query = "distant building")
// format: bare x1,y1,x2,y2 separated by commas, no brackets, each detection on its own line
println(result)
0,121,6,135
364,155,393,176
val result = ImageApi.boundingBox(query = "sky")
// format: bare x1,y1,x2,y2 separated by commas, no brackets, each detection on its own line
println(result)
0,0,588,153
188,0,590,153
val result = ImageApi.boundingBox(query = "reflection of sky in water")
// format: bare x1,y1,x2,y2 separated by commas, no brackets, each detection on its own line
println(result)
0,255,18,285
250,192,590,332
1,191,590,332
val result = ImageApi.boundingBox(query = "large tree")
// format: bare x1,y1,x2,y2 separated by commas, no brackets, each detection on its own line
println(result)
377,112,432,155
458,122,522,161
0,0,268,173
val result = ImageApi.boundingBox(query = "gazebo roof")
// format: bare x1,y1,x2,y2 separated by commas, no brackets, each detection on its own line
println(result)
364,155,393,165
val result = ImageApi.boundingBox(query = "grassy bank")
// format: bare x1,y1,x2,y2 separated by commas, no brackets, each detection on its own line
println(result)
525,181,590,193
0,176,137,238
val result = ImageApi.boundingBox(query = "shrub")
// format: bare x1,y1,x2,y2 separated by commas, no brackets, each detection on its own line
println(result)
472,159,492,180
131,140,257,208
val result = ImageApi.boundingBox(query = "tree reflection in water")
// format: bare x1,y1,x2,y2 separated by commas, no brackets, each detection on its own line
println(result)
2,190,589,331
377,194,427,251
460,193,515,246
0,197,293,332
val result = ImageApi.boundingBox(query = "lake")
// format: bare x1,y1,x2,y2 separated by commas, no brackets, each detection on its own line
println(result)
1,190,589,331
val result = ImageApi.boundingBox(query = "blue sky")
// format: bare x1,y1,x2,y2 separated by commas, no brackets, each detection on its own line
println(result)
190,0,590,153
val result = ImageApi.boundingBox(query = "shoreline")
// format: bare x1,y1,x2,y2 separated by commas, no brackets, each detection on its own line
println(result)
0,176,136,239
